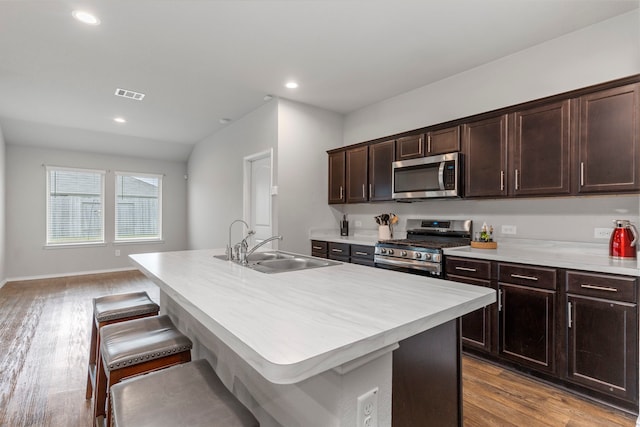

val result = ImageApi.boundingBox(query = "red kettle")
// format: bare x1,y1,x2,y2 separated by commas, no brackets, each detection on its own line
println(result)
609,220,638,259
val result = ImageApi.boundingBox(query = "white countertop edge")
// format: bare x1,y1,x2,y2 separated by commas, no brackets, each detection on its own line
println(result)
130,251,495,384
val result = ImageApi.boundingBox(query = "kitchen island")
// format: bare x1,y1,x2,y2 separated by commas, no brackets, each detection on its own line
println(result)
130,249,495,427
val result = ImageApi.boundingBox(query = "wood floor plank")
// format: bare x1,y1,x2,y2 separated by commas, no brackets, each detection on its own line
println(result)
0,271,636,427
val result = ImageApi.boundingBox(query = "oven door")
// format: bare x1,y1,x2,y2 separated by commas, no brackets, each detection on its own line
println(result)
374,256,442,277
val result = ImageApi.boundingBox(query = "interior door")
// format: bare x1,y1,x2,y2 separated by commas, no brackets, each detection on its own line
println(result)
248,154,272,246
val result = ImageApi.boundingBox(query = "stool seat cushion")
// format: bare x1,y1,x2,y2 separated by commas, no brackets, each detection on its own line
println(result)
111,359,259,427
94,292,159,322
100,315,192,370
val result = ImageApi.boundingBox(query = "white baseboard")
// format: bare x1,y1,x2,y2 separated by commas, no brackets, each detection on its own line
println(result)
4,267,139,284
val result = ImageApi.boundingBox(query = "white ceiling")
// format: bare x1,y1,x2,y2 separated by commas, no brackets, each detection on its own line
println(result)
0,1,637,161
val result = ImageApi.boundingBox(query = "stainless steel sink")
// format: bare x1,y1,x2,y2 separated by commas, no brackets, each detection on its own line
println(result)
250,256,340,274
214,251,340,273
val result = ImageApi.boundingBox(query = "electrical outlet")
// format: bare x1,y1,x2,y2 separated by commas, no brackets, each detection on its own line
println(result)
115,250,121,257
355,221,363,227
594,228,612,239
501,225,517,235
357,387,378,427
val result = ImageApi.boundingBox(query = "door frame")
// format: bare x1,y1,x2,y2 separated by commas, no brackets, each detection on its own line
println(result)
243,148,275,243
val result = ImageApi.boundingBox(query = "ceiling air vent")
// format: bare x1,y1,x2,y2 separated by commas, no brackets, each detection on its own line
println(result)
114,88,145,101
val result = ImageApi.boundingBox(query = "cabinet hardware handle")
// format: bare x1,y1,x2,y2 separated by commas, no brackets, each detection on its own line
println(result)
511,273,539,281
498,289,503,312
580,162,584,186
568,301,573,328
332,248,343,253
581,284,618,292
339,186,343,199
362,184,366,199
500,171,505,191
455,266,477,272
312,246,323,250
355,251,369,256
427,135,432,153
369,184,373,199
515,169,519,191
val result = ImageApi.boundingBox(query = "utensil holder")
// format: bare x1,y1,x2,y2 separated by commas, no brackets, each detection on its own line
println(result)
378,225,391,240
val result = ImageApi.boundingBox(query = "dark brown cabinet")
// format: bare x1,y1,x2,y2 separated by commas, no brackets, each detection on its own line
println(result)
426,126,460,155
498,263,558,375
350,244,375,267
463,114,508,198
368,140,395,201
311,240,328,258
510,100,571,196
576,83,640,194
445,257,494,353
346,146,368,203
328,151,345,204
395,134,424,161
328,242,350,262
566,271,638,405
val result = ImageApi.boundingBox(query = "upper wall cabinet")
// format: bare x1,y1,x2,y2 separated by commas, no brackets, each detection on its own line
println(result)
368,139,395,202
575,83,640,194
395,134,424,160
463,114,509,198
328,150,345,204
426,126,461,155
510,100,571,196
346,146,369,203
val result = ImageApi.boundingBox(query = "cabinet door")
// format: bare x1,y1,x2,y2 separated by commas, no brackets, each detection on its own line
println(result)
328,242,350,262
395,134,424,160
311,240,328,259
567,295,637,403
346,146,368,203
328,151,345,204
448,274,493,353
463,114,508,197
511,100,571,196
499,283,555,374
427,126,460,155
577,83,640,193
368,140,395,201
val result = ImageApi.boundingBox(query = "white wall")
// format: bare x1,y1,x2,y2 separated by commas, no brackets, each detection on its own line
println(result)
0,125,5,285
5,145,188,279
277,99,343,254
335,10,640,243
188,101,278,249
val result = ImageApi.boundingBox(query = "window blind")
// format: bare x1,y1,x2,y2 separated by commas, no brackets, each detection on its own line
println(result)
115,173,162,241
46,167,105,245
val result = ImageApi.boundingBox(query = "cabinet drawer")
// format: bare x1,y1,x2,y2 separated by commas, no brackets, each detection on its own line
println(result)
498,263,556,290
351,244,374,260
328,242,350,257
567,271,637,303
311,240,328,253
446,257,491,280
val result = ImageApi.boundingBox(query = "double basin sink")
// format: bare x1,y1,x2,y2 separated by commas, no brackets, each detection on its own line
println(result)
215,251,340,274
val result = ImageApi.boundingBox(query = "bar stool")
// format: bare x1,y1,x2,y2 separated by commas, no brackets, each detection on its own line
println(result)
86,291,159,400
94,314,193,426
111,359,259,427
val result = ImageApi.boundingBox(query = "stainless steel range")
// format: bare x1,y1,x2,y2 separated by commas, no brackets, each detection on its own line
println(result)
374,219,472,277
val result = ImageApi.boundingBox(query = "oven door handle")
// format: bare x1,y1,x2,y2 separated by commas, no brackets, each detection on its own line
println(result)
374,256,440,273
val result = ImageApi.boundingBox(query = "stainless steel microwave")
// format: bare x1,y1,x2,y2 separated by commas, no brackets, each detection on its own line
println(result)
392,152,462,200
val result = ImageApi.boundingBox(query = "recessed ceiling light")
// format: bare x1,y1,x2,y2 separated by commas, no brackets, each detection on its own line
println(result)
285,81,299,89
113,117,126,124
219,118,231,124
72,10,100,26
115,88,145,101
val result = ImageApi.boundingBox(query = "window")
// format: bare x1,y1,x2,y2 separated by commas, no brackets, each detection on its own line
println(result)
115,172,162,241
46,167,105,245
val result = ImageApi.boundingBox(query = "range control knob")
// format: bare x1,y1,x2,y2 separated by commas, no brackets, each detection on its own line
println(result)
388,249,394,255
424,253,432,260
414,252,422,259
401,250,407,257
380,248,386,254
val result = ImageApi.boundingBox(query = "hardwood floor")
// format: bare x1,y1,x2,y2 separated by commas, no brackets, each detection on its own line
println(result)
0,270,636,427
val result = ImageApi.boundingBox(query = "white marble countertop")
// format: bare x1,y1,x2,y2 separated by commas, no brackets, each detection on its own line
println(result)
444,239,639,277
130,249,495,384
309,228,406,246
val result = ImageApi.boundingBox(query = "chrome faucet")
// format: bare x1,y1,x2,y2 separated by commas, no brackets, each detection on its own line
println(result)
227,219,253,261
241,235,283,265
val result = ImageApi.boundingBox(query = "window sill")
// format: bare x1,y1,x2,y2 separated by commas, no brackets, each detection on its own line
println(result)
113,239,165,246
44,242,106,250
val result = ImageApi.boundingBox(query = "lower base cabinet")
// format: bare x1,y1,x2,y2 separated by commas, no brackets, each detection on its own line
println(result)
445,256,639,413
